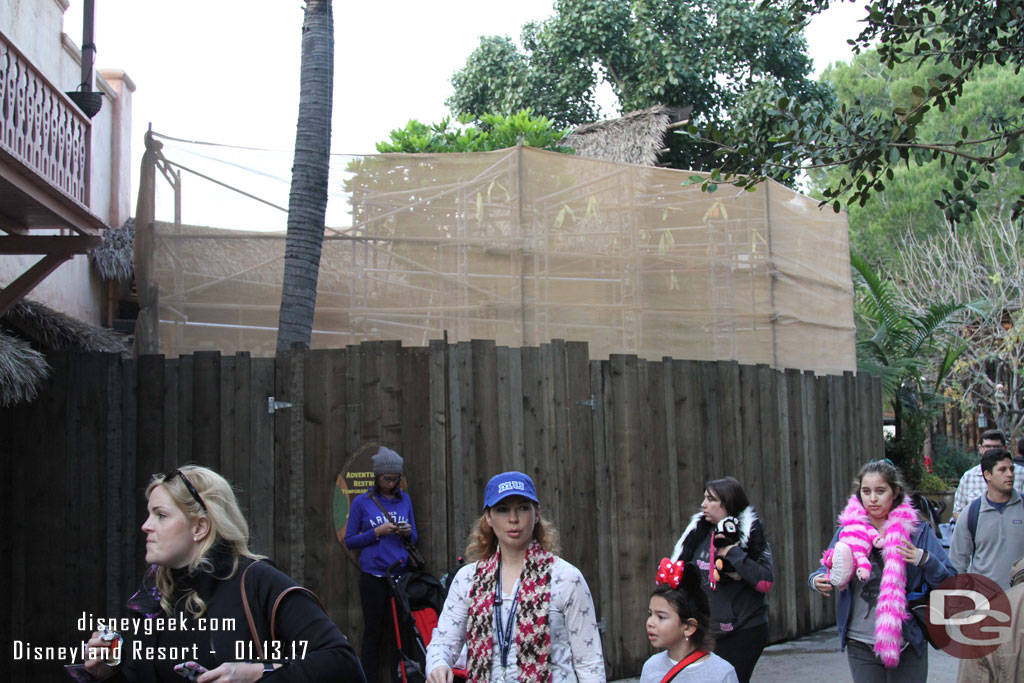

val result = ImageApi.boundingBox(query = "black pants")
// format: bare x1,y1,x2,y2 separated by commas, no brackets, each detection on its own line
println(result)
358,572,398,683
714,622,769,683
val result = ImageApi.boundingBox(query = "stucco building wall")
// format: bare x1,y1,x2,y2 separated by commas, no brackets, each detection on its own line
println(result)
0,0,134,324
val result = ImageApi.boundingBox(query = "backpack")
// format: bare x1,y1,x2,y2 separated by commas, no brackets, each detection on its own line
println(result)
965,496,982,543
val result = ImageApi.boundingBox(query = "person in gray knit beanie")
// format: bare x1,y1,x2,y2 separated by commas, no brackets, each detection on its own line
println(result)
372,446,403,476
346,443,417,683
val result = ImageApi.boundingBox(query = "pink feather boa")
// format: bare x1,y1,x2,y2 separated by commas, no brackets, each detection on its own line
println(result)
836,495,919,668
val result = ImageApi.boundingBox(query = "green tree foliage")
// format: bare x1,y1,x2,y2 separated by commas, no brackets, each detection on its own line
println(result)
373,111,574,154
447,0,829,173
810,52,1024,264
851,253,966,486
691,0,1024,226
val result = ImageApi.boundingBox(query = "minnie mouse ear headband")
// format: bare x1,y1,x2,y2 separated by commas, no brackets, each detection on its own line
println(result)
656,557,685,589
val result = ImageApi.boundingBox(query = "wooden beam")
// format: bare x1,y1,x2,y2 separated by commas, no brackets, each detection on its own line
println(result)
0,235,102,255
0,213,29,235
0,253,72,316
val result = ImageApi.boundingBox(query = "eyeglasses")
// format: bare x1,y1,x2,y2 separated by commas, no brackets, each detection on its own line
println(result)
379,474,402,484
164,469,208,512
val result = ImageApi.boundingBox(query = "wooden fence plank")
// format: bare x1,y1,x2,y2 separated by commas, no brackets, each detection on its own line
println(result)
662,359,681,530
471,339,501,488
786,368,811,635
72,353,107,635
545,340,569,520
303,349,332,606
360,341,382,442
233,352,252,524
716,360,743,479
608,354,648,677
118,357,138,612
739,364,763,506
564,341,596,577
250,357,276,556
326,348,358,634
219,355,236,482
507,347,526,472
428,341,451,564
344,345,362,459
163,358,180,470
672,361,705,517
520,345,544,500
591,358,614,671
531,342,557,508
103,353,127,616
192,350,221,468
176,355,193,465
379,340,403,449
699,361,723,479
401,346,432,566
446,342,472,547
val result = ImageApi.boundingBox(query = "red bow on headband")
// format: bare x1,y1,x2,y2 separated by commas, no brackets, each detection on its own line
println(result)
656,557,684,589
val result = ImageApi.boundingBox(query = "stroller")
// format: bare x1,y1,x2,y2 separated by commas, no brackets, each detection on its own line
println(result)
909,492,951,548
385,563,448,683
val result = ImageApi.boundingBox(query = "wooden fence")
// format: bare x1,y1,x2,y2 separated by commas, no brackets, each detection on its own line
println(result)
0,341,882,681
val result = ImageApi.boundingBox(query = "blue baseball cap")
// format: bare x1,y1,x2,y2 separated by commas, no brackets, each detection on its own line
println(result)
483,471,539,509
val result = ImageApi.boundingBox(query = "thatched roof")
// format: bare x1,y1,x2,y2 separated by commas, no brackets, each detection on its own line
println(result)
0,299,129,407
0,332,47,406
565,105,693,167
90,218,135,281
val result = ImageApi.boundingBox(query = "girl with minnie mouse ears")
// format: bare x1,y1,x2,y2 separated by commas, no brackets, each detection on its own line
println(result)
641,559,739,683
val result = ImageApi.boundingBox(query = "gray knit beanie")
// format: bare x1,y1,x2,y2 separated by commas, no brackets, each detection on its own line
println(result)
372,446,403,475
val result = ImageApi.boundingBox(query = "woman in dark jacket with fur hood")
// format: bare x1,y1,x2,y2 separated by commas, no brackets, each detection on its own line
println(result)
670,477,773,683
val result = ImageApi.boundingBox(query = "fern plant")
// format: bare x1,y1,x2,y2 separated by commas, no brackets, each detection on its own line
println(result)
851,253,968,486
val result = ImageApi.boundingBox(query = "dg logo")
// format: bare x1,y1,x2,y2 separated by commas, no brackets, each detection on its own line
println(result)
923,573,1012,659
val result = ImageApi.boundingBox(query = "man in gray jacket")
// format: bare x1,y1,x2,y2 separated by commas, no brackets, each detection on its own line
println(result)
949,448,1024,588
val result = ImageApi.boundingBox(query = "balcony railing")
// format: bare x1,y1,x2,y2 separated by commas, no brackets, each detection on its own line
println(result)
0,29,90,206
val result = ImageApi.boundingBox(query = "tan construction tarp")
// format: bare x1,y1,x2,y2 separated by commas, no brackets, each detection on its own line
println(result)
136,146,855,373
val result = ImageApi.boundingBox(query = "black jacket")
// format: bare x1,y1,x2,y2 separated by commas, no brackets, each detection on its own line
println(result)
113,547,364,682
670,507,774,634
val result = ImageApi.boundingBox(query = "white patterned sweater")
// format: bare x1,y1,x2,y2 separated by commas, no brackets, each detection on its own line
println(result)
425,557,607,683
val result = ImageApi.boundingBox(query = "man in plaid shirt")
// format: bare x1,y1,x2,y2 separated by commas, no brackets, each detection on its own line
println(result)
952,429,1024,520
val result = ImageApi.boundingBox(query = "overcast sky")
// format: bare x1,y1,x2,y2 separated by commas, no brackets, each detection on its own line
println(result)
63,0,865,228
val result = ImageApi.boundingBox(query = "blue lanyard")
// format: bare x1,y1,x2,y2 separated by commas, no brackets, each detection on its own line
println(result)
493,557,521,669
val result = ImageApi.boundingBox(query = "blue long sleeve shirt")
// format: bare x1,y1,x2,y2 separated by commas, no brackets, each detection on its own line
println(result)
343,490,418,576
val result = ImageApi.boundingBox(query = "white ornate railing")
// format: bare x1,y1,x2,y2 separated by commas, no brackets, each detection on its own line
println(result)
0,29,90,205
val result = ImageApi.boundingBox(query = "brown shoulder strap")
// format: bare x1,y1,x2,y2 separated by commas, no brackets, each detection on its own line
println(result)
269,586,326,641
368,493,397,523
242,559,328,649
239,561,265,660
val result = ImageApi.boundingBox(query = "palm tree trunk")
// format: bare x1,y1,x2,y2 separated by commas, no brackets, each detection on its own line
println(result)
277,0,334,350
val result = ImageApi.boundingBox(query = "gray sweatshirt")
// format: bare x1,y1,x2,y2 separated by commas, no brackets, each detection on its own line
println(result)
949,490,1024,588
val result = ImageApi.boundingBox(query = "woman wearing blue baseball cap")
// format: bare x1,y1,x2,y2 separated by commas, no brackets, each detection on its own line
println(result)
425,471,606,683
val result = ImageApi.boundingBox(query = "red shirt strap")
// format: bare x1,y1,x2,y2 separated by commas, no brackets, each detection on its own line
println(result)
659,650,709,683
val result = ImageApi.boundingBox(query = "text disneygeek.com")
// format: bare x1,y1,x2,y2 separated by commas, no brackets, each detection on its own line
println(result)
76,611,236,636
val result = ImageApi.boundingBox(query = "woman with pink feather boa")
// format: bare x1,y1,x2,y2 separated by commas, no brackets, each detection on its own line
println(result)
810,460,954,682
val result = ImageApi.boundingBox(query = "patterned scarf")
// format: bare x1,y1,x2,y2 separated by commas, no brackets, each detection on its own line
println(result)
836,495,918,667
466,540,554,683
